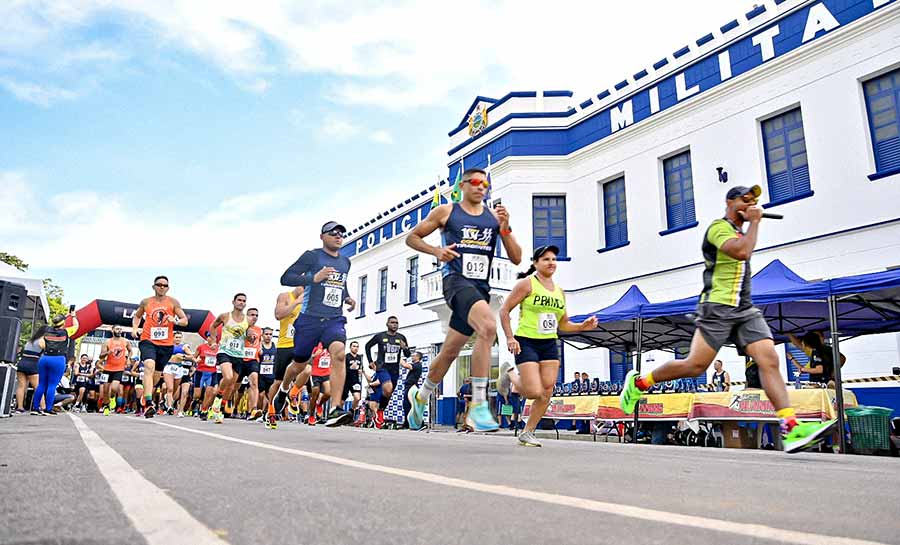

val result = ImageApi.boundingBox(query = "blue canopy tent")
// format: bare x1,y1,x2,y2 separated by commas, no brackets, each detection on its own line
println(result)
564,260,900,450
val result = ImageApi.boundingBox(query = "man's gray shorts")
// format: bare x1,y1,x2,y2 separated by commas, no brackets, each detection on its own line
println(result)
694,303,772,354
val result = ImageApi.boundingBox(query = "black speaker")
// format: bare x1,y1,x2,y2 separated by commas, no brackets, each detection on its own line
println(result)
0,280,27,319
0,317,21,363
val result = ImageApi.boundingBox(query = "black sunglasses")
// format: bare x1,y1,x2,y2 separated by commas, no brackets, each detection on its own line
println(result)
154,283,169,288
324,229,345,237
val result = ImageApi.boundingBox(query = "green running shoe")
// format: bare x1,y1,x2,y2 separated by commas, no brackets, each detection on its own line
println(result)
783,419,837,454
406,385,427,430
620,370,642,415
465,401,499,432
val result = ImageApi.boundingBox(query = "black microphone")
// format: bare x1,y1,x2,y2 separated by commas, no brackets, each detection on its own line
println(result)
762,212,783,220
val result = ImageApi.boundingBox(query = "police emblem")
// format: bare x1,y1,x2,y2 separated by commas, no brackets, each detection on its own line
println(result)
468,104,488,136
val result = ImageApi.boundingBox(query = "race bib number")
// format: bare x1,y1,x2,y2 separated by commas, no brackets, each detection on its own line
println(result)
204,356,216,367
243,347,257,359
98,373,109,384
462,254,489,280
318,355,331,369
260,364,274,375
288,326,295,338
385,352,399,364
226,339,243,352
538,313,558,334
150,327,169,341
323,286,343,308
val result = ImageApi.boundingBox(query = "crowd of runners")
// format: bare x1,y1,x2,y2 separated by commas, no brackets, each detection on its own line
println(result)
15,171,838,452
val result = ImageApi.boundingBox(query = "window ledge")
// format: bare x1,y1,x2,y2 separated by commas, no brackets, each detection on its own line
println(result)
658,221,699,237
596,241,630,254
357,313,366,319
868,166,900,181
374,309,387,315
762,190,814,208
403,301,419,306
555,256,572,262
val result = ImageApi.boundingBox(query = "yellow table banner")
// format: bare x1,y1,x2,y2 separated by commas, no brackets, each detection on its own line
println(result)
596,393,693,420
523,395,598,419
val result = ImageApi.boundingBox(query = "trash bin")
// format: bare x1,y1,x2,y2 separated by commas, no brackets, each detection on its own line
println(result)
846,406,894,452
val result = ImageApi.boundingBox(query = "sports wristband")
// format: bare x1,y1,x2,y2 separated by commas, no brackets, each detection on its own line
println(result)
500,227,512,236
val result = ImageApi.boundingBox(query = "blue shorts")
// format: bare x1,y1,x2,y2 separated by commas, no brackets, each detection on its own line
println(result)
292,314,347,363
374,368,398,387
192,371,216,389
514,336,560,365
369,386,382,404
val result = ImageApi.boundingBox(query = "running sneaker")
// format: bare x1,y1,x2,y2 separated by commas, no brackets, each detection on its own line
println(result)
135,410,144,417
166,406,175,416
199,411,208,422
103,407,110,416
497,361,514,398
249,409,262,421
287,396,300,416
517,430,542,447
620,370,641,415
466,401,499,432
144,405,157,419
406,385,426,430
783,419,837,454
212,407,224,424
177,412,185,418
308,414,316,426
265,413,278,429
30,409,43,416
374,410,384,429
15,408,26,414
325,407,351,427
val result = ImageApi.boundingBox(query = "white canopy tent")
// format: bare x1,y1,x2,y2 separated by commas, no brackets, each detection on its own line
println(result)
0,261,51,326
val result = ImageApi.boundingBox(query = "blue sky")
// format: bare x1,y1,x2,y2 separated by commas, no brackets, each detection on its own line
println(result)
0,0,748,325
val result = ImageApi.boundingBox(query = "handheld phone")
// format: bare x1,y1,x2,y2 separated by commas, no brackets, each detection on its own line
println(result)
493,198,502,208
69,304,76,312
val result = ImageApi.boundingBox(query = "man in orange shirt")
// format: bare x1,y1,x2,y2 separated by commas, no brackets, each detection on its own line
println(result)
132,275,188,418
97,325,133,416
242,308,263,421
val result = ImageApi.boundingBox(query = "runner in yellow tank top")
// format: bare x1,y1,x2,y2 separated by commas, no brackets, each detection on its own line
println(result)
207,292,250,424
267,286,306,429
499,246,598,447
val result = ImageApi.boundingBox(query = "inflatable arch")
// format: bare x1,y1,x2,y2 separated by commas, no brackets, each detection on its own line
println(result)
69,299,216,340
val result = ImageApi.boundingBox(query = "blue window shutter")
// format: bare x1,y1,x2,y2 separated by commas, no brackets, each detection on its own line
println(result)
378,268,387,312
408,257,418,304
603,178,628,247
762,108,811,202
663,152,695,229
359,276,367,317
609,350,632,382
785,345,810,382
863,69,900,173
532,196,567,257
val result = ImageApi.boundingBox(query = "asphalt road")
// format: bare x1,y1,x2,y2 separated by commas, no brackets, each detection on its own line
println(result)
1,412,898,545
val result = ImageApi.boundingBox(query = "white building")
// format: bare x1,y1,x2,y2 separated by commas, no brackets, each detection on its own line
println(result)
342,0,900,421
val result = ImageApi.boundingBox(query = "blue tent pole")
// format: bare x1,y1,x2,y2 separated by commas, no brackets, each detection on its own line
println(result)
827,294,848,454
631,317,643,443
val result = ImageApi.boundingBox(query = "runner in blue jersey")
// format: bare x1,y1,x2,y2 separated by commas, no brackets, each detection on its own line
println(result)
405,168,523,431
273,220,357,427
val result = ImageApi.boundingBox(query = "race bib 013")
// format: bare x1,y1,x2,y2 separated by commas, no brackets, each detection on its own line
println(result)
243,347,257,359
462,254,489,280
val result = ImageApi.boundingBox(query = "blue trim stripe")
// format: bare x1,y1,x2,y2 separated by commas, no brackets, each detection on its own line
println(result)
614,80,629,91
579,98,594,109
543,90,574,97
633,69,649,81
673,46,691,58
448,92,540,137
746,4,767,19
696,33,715,47
653,58,669,70
720,19,740,33
597,90,611,101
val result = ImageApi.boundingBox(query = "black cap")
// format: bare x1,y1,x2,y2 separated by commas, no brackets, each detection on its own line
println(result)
321,221,347,234
532,245,560,261
725,184,762,200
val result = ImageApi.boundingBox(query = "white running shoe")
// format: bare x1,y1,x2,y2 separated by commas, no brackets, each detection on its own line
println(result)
517,430,542,447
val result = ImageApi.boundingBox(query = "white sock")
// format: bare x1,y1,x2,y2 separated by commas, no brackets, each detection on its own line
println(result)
472,377,487,404
418,378,438,402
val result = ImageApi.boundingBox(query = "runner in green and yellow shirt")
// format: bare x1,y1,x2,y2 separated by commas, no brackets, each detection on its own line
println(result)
499,245,598,447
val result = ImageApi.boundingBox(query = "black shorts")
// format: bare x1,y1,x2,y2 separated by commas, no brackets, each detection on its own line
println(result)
258,375,274,393
216,353,244,374
17,356,39,376
514,336,560,365
75,379,90,390
442,274,490,337
239,360,260,379
342,374,361,400
103,370,124,384
139,340,175,372
308,375,330,388
275,348,294,380
695,303,772,354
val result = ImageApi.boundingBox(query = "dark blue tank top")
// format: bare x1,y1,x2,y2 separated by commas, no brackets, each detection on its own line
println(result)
441,203,499,291
173,344,185,356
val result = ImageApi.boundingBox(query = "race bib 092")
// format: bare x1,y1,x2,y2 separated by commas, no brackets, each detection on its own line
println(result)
150,327,169,341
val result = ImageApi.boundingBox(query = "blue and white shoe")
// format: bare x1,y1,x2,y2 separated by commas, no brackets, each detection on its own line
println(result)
466,401,499,432
406,385,427,430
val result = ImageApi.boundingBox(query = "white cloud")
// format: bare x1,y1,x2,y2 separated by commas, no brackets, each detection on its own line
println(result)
0,79,78,106
370,130,393,144
320,116,360,139
2,1,755,109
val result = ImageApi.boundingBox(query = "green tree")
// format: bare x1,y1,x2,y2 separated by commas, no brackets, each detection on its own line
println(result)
0,252,29,272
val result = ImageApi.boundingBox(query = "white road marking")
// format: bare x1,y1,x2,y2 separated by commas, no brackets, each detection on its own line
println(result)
147,419,885,545
69,414,229,545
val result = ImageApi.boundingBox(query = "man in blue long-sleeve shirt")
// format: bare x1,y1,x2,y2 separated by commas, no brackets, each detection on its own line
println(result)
271,220,357,427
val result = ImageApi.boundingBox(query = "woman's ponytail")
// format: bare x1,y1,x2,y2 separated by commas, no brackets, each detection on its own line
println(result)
517,264,536,279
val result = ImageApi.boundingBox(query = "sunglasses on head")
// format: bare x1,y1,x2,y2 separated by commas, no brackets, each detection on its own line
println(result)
464,178,490,189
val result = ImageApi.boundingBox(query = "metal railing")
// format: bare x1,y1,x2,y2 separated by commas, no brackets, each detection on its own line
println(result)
419,259,519,302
